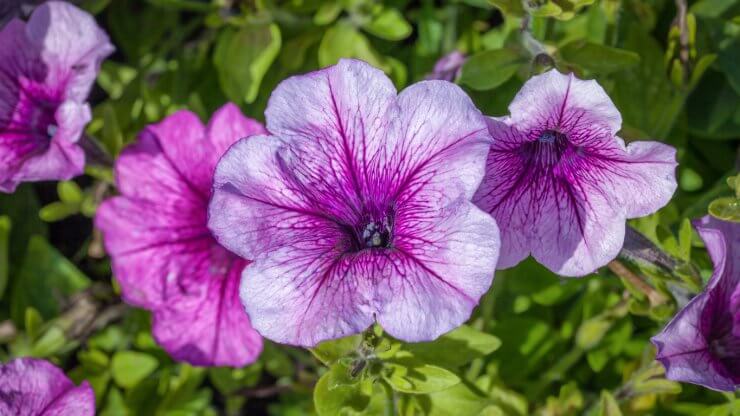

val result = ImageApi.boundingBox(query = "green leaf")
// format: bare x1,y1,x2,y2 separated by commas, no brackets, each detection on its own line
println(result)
559,41,639,74
425,382,492,416
311,334,361,365
57,182,83,205
632,378,682,395
383,359,460,394
314,1,342,25
39,202,78,223
30,326,67,357
362,8,413,41
459,49,524,90
487,0,525,16
402,325,501,368
11,236,91,324
709,197,740,222
0,185,47,265
318,21,385,69
596,391,623,416
111,351,159,388
313,370,371,416
214,23,282,104
576,316,612,349
0,216,9,300
25,307,44,341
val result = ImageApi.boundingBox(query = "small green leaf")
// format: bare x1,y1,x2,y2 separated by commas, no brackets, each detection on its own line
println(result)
79,349,110,373
318,21,385,69
362,8,413,41
559,41,640,74
708,197,740,222
403,325,501,368
39,202,78,223
576,317,612,349
311,334,361,365
30,326,67,357
57,181,83,205
596,391,623,416
25,307,44,341
314,370,370,416
314,1,342,25
460,49,524,90
425,382,492,416
632,378,682,395
111,351,159,388
487,0,525,16
383,359,460,394
214,23,282,104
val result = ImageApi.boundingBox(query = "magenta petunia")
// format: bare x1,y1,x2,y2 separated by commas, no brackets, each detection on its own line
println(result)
0,357,95,415
473,69,677,276
95,104,265,367
426,51,466,82
0,1,113,192
208,59,500,347
651,216,739,392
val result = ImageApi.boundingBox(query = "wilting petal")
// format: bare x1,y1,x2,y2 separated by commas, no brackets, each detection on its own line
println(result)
0,2,112,192
0,358,94,416
153,258,263,366
97,105,264,366
210,60,498,346
475,70,677,276
651,216,739,392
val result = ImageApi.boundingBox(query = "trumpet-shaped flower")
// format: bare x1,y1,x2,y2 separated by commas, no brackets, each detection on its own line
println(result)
651,216,739,392
208,59,500,347
0,357,94,415
96,104,264,366
0,1,113,192
473,70,677,276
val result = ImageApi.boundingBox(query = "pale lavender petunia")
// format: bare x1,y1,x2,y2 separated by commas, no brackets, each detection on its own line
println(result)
473,69,677,276
0,357,95,415
0,1,113,193
651,216,739,392
426,51,466,82
95,104,264,367
208,59,500,347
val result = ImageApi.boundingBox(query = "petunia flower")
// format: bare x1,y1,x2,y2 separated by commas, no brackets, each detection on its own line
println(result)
95,104,265,366
473,69,677,276
0,357,94,415
651,216,739,392
208,59,500,347
0,1,113,193
426,51,466,82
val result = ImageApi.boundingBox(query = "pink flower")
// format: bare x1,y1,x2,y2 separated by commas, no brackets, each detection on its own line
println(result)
0,357,94,415
208,59,500,347
96,104,265,366
474,70,677,276
0,1,113,192
652,216,739,391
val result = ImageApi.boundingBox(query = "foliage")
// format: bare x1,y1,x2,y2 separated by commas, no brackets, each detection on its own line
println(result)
1,0,738,414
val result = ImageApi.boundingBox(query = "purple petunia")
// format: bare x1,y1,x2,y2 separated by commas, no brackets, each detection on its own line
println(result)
426,51,466,82
208,59,500,347
95,104,264,367
473,69,677,276
0,357,95,415
0,1,113,192
651,216,739,392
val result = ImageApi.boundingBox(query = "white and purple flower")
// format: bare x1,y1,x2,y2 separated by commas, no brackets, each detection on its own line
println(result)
96,104,265,367
0,1,113,192
0,357,95,415
473,69,678,276
651,216,739,392
208,59,500,347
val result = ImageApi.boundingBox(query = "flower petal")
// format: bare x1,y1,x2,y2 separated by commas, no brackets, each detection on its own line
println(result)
508,69,622,140
378,199,499,341
206,102,267,159
0,358,95,416
26,1,114,101
153,258,263,366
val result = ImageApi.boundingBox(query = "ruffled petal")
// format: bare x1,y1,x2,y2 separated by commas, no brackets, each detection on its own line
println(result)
378,199,499,341
153,258,263,366
206,102,266,159
26,1,114,101
0,358,95,416
507,69,622,139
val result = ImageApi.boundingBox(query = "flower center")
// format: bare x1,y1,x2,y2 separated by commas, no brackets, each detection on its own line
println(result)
361,221,391,248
